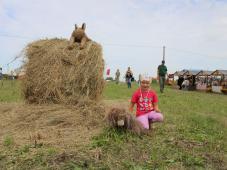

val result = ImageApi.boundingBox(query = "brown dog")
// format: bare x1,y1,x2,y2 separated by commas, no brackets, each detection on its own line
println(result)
69,23,91,49
106,108,146,135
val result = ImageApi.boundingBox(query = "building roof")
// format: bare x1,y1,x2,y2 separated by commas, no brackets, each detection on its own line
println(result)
185,70,201,76
175,69,227,76
196,70,213,76
174,69,188,76
211,70,227,76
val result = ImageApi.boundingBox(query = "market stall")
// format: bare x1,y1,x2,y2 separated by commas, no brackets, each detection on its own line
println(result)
173,70,189,89
210,70,227,94
195,70,212,91
182,70,200,90
166,74,175,85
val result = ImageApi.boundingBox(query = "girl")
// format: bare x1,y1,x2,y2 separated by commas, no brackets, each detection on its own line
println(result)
129,75,164,129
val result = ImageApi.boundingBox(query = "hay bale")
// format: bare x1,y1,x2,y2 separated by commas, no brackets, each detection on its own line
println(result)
22,38,104,104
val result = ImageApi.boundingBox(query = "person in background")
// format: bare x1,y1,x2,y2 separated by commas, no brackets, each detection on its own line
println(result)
10,71,14,80
177,75,184,90
125,67,133,88
182,78,190,90
115,69,120,84
157,60,168,93
0,67,3,87
129,74,164,130
0,67,2,80
138,74,142,85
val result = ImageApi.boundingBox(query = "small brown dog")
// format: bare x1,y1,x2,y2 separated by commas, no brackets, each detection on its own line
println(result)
106,108,146,135
69,23,91,49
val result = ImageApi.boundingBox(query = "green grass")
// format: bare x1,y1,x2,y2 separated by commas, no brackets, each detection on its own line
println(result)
98,82,227,169
103,81,140,100
0,80,22,102
0,80,227,169
3,135,14,147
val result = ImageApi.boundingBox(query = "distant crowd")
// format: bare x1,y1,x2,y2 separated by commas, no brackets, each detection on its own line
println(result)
112,60,168,93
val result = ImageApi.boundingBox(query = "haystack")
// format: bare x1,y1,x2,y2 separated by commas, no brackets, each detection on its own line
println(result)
22,38,104,104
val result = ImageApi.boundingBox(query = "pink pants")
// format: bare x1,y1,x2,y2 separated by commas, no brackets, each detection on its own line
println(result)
136,111,164,129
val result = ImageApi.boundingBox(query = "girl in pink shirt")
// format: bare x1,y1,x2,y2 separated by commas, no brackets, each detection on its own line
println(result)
129,75,164,129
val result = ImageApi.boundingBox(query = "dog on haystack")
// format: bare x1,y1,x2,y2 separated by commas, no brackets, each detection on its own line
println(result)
69,23,91,49
106,108,146,135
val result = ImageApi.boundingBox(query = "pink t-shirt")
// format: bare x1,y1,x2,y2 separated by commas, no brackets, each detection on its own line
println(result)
131,88,158,117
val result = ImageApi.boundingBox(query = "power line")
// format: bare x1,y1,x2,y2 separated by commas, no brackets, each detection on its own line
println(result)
104,43,220,59
167,47,218,59
0,33,225,64
0,34,33,39
0,33,219,57
1,50,25,69
103,43,162,49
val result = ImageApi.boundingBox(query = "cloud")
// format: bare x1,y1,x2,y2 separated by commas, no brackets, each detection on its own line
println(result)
0,0,227,77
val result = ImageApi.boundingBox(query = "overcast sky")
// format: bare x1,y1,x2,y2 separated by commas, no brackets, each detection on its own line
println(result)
0,0,227,79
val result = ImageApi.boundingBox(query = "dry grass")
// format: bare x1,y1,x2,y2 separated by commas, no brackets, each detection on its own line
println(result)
0,102,105,150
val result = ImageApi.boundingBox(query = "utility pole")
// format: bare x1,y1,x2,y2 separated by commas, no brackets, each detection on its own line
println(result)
163,46,165,61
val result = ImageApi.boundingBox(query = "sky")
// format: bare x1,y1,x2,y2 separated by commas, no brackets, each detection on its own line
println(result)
0,0,227,80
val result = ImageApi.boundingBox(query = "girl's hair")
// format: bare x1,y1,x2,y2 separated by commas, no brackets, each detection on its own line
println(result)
141,74,151,82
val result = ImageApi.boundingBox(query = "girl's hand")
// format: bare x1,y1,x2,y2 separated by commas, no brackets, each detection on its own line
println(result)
129,107,133,113
153,103,161,113
129,102,135,113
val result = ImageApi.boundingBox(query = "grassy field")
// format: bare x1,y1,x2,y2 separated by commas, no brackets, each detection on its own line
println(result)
0,80,22,102
0,80,227,169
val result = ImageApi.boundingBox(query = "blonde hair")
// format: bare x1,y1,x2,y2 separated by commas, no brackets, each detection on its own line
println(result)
141,74,151,82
